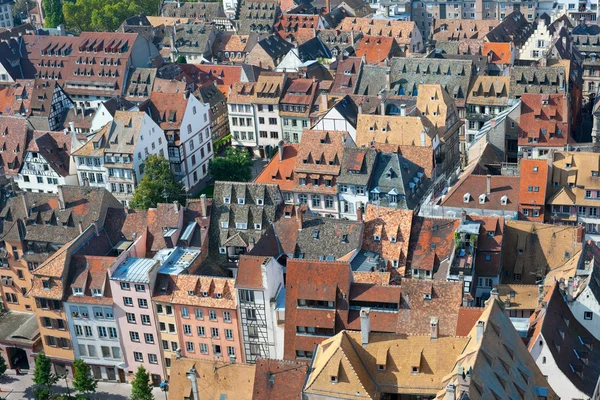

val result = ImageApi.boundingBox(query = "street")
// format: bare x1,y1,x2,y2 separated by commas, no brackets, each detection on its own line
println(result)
0,371,167,399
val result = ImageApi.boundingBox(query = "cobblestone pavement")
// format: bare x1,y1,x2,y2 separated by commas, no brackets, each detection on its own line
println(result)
0,371,167,399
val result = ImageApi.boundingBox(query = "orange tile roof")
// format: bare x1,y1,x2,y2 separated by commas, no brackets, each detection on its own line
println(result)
482,42,512,64
362,205,413,269
337,18,416,46
254,144,298,191
170,274,237,309
354,36,395,64
518,93,571,147
456,307,485,336
235,255,267,289
519,159,548,206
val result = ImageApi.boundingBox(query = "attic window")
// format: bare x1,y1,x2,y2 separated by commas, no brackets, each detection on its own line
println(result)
374,235,380,242
202,291,209,297
254,223,262,230
92,289,102,297
464,193,470,203
188,290,195,296
330,375,338,384
219,247,226,254
313,230,319,239
223,197,231,204
377,364,385,371
390,236,397,243
411,366,419,374
238,198,245,205
533,166,539,173
566,163,572,168
73,287,83,296
284,210,292,218
488,231,494,238
42,280,50,290
256,199,264,205
341,234,348,243
423,294,431,301
593,171,599,177
479,194,486,204
216,293,222,299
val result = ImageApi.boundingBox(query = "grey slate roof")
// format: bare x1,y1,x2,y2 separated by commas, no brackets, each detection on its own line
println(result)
235,0,279,35
337,147,377,186
317,30,361,56
0,311,39,345
161,2,227,21
509,66,566,98
486,10,534,47
298,37,331,61
294,216,362,260
172,23,215,57
210,181,282,252
389,57,472,101
256,35,294,61
125,68,157,100
356,65,389,96
368,152,429,210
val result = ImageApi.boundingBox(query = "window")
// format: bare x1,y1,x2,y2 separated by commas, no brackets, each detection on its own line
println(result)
84,326,93,337
198,326,205,336
97,327,107,338
144,333,154,344
141,314,151,325
162,340,169,350
75,325,83,337
211,327,220,338
138,299,148,308
181,307,189,318
133,352,143,362
135,284,145,292
130,332,140,342
156,304,163,314
209,310,217,321
102,346,111,358
126,313,136,323
201,343,208,354
195,308,203,319
123,297,133,306
225,329,233,340
223,311,231,322
584,312,593,320
186,342,194,352
94,307,103,319
184,325,192,335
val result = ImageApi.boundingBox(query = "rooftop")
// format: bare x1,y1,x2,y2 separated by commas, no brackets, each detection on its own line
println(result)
154,247,201,275
110,257,158,283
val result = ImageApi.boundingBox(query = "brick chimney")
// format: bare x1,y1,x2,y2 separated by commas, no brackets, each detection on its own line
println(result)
576,224,585,243
296,206,303,231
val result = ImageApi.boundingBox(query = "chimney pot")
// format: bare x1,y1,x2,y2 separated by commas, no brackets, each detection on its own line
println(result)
486,174,491,195
78,220,83,234
476,321,485,342
400,104,406,116
57,186,66,210
278,140,284,161
430,317,439,340
446,383,456,400
296,206,303,231
200,194,207,218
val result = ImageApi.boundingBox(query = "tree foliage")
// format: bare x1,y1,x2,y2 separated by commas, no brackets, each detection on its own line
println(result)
130,155,186,210
176,55,187,64
33,352,58,400
208,147,252,183
72,359,97,395
0,354,7,378
43,0,65,28
63,0,159,32
130,366,154,400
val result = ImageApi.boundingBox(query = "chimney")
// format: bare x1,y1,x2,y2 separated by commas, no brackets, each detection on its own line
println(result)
57,186,66,210
567,276,574,301
379,100,385,116
68,121,75,133
400,104,406,116
184,90,190,100
358,102,363,115
460,210,466,222
278,140,284,161
296,206,303,231
476,321,484,342
430,317,439,340
576,224,585,243
22,191,30,217
325,0,330,13
175,348,182,359
360,307,371,345
356,206,364,221
486,174,491,195
78,220,83,234
320,93,328,113
92,222,99,236
445,384,456,400
489,287,500,302
173,201,179,214
385,70,390,91
420,131,426,146
200,194,207,218
186,367,199,400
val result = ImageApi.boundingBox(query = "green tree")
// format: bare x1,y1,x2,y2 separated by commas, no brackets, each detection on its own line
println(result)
208,147,252,183
130,155,186,210
63,0,158,32
176,55,187,64
42,0,64,28
130,366,153,400
0,354,7,378
72,359,97,396
33,353,58,400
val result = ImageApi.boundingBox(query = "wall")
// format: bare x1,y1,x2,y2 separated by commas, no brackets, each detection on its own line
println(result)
312,108,357,143
229,103,258,150
255,103,283,157
570,285,600,341
153,301,179,377
1,240,36,312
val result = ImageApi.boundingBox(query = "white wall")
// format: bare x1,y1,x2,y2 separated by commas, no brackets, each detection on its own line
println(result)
255,103,283,156
17,152,78,193
571,285,600,341
312,108,357,143
338,184,368,220
529,332,591,400
518,19,552,61
229,103,258,149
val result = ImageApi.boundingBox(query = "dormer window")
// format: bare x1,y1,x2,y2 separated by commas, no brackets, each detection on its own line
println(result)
374,235,380,242
221,221,229,229
42,280,51,290
73,287,83,296
390,236,397,243
464,193,470,203
255,223,262,230
533,166,539,173
479,194,486,204
411,366,419,374
92,289,102,297
236,222,247,230
330,375,338,384
224,197,231,204
219,247,226,254
501,195,508,205
202,291,209,297
566,163,572,168
256,199,264,205
188,290,195,296
238,198,245,205
216,293,222,299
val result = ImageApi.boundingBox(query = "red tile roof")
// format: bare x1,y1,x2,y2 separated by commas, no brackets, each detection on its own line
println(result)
252,358,307,400
482,42,512,64
519,159,548,207
456,307,485,336
354,36,396,64
408,216,460,275
254,144,298,191
331,57,361,95
149,92,191,131
0,116,28,176
235,255,267,289
518,94,571,147
441,174,520,211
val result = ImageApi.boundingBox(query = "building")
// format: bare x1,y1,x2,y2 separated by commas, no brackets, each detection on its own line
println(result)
311,96,358,142
197,82,229,142
234,0,279,35
496,283,540,318
0,117,29,183
124,68,157,103
0,79,73,131
109,253,164,385
465,76,512,145
280,78,318,144
518,94,571,159
254,143,298,204
253,73,286,158
293,130,347,218
568,260,600,341
336,18,423,54
228,82,259,152
437,290,557,399
22,32,159,109
169,23,217,64
16,130,79,194
0,0,13,28
64,255,126,382
275,14,324,45
337,147,376,220
518,158,549,222
330,57,363,96
235,255,285,362
149,92,213,193
252,358,308,399
528,284,600,400
246,35,294,70
548,151,600,243
72,111,168,205
212,32,257,64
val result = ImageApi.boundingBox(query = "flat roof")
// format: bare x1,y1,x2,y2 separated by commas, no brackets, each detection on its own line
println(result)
155,247,201,275
457,221,481,235
350,249,386,272
510,317,530,338
0,311,39,345
110,257,158,283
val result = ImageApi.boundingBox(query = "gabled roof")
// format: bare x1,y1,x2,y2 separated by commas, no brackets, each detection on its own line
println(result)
24,130,74,177
355,114,436,148
294,216,363,261
518,159,548,206
252,358,307,400
408,216,460,276
354,36,395,64
529,284,600,397
254,144,298,191
362,204,413,268
0,116,28,176
518,94,570,147
337,18,417,45
441,174,520,211
331,57,362,95
432,19,498,41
